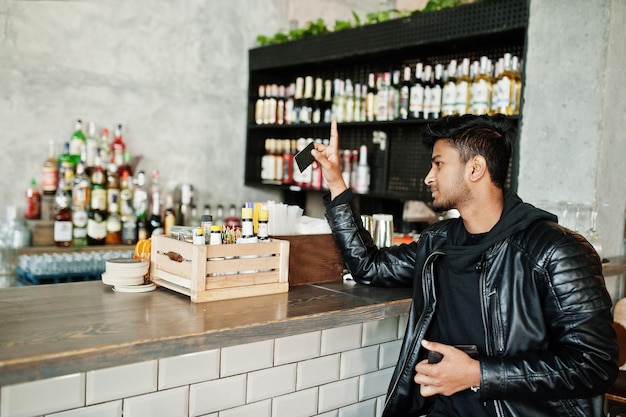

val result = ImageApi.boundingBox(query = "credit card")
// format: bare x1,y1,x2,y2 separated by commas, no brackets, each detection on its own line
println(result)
294,141,316,172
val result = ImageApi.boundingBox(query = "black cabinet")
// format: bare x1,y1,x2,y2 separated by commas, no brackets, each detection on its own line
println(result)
245,0,528,216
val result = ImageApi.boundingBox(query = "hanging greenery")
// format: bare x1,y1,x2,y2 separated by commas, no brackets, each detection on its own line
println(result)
256,0,477,46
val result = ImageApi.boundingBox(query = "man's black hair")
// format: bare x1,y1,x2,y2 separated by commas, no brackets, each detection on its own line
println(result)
423,114,516,188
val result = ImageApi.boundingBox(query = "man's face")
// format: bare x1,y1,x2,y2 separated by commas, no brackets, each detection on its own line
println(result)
424,139,470,212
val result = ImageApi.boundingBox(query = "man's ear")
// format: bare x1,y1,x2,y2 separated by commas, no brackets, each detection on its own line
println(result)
468,155,488,182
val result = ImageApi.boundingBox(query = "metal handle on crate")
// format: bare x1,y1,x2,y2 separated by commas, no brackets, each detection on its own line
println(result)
158,251,185,263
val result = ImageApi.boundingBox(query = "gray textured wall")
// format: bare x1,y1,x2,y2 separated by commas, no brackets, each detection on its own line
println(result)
519,0,625,257
0,0,624,255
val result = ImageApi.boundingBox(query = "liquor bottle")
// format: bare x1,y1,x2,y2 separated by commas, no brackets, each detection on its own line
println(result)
322,79,333,123
312,77,323,124
353,145,371,194
69,119,87,158
105,194,122,245
276,84,285,125
332,78,345,123
119,169,134,219
349,148,358,190
360,83,367,122
429,64,444,120
267,84,278,125
311,139,324,190
57,142,78,192
281,139,294,185
90,156,107,214
470,56,493,115
87,197,107,246
293,77,304,124
110,124,126,168
149,170,161,218
42,140,58,196
341,149,352,188
343,79,354,123
499,53,519,115
53,186,73,247
85,122,99,174
366,73,377,122
301,76,313,124
441,60,457,117
376,72,389,121
422,65,433,120
262,83,272,125
509,55,523,115
399,66,412,120
273,139,283,182
118,151,134,178
71,161,90,247
454,58,471,116
162,195,176,236
132,170,149,220
98,128,111,164
261,138,277,182
148,190,164,237
353,82,362,122
136,212,149,241
255,85,265,125
106,163,120,216
284,82,295,125
121,213,137,245
409,63,424,119
388,70,401,120
25,178,42,220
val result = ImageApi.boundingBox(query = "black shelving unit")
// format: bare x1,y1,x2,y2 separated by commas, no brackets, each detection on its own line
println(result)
244,0,529,224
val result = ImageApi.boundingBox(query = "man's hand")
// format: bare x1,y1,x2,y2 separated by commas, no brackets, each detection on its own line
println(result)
310,119,348,199
414,340,481,397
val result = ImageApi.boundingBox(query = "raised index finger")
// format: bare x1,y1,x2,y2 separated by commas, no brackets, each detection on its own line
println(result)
328,119,339,152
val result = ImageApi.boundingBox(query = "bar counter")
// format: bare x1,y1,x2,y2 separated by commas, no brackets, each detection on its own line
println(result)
0,279,412,388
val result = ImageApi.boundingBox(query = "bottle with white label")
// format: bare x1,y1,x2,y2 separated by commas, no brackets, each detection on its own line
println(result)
353,145,371,194
470,56,493,115
441,60,457,117
454,58,471,116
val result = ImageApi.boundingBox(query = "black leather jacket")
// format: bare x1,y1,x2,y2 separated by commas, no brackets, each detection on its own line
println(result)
325,190,618,417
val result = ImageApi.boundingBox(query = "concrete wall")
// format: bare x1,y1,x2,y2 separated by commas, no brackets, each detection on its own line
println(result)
519,0,626,257
1,0,624,255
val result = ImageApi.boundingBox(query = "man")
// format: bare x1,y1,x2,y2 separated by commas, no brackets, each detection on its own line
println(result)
311,115,618,417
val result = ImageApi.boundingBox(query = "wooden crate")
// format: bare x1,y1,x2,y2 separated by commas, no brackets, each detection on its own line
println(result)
149,234,290,303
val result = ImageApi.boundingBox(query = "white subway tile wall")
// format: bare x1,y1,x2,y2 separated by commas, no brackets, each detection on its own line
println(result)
123,386,188,417
47,400,122,417
1,374,84,417
159,349,220,390
0,315,407,417
85,361,158,405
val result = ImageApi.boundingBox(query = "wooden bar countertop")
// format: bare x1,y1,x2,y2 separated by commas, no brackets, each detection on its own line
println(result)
0,280,412,388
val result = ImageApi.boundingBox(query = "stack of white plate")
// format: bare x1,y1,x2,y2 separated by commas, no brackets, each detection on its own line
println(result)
102,258,155,292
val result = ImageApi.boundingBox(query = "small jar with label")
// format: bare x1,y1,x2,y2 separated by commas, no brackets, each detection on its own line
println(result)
209,225,223,245
241,207,254,239
201,215,213,244
257,209,269,241
192,226,205,245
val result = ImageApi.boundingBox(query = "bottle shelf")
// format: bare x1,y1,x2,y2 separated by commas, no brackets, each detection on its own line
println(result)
244,0,528,212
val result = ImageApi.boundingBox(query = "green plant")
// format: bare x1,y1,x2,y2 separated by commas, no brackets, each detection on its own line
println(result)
255,0,479,47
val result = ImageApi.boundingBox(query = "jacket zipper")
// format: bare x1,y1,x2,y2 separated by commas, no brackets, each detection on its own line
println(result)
478,253,505,417
383,251,443,414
